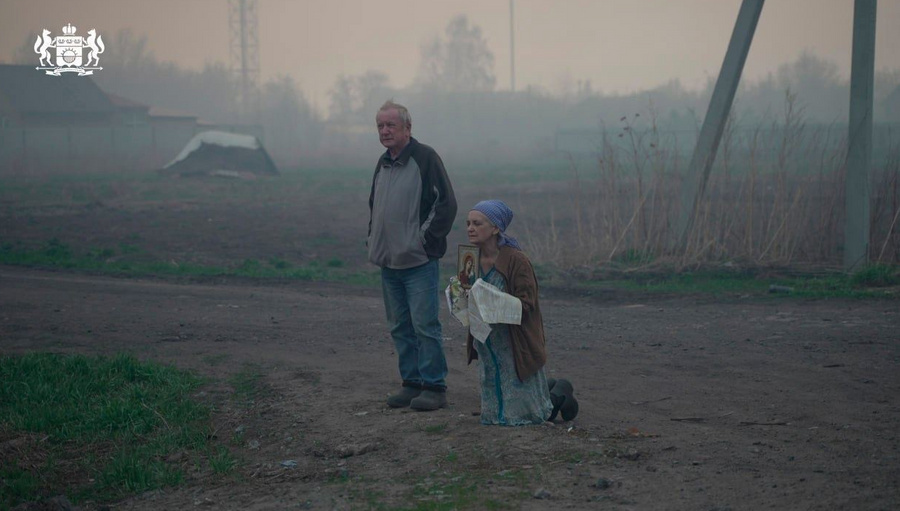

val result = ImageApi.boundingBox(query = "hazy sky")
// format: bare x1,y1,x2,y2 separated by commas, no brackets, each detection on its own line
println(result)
2,0,898,113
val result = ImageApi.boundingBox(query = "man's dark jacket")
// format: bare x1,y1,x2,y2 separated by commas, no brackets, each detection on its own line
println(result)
367,137,457,269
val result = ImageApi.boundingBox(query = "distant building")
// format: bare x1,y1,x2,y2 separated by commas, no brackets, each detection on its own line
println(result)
0,64,217,172
106,91,151,128
147,105,216,132
0,64,116,128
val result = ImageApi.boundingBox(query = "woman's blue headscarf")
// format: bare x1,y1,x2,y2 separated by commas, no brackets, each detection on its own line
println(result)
471,199,522,250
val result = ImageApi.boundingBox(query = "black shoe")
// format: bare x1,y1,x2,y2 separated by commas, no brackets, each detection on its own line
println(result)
548,378,579,421
387,386,421,408
409,390,447,411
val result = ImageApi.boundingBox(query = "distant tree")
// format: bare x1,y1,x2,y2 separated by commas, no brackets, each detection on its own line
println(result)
11,32,38,64
327,70,392,124
329,75,356,122
733,51,849,123
555,74,595,103
416,15,496,93
356,71,391,112
104,29,156,70
775,51,841,92
875,68,900,103
261,75,321,162
774,51,846,121
88,29,240,124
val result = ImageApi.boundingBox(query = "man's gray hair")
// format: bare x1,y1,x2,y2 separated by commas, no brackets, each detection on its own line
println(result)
378,100,411,129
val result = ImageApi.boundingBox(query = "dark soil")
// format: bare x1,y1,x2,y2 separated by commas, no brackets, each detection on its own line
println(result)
2,266,898,510
1,174,899,510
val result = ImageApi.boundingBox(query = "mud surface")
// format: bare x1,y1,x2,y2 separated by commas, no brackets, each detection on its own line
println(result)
2,266,899,510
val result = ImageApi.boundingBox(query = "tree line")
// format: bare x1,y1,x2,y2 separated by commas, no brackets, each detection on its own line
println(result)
9,16,900,168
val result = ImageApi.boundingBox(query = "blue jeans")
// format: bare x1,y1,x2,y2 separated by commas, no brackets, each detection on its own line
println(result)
381,259,447,391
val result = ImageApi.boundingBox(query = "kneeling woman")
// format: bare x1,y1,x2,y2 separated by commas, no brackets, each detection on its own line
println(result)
465,200,553,426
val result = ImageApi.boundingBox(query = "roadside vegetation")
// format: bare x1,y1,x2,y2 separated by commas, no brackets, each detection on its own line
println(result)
0,238,381,287
582,264,900,299
518,100,900,271
1,103,898,301
1,237,895,300
0,353,235,509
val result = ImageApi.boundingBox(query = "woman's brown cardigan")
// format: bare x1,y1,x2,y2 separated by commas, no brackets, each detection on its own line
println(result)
466,245,547,381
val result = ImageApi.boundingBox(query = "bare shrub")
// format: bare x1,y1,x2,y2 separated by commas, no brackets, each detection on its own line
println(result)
516,98,900,271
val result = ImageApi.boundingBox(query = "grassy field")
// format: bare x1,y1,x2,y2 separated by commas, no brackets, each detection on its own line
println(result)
1,162,898,508
0,353,239,509
1,162,898,299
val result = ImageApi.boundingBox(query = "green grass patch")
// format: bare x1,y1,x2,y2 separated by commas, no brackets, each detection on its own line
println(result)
351,460,524,511
268,257,292,270
400,473,514,511
606,271,770,295
228,364,266,408
567,265,900,299
407,478,483,511
850,264,900,287
0,352,231,508
355,473,512,511
0,168,379,212
421,423,448,435
611,248,655,266
208,446,239,475
0,240,381,287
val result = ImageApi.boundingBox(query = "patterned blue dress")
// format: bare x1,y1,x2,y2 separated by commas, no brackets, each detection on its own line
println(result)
474,267,553,426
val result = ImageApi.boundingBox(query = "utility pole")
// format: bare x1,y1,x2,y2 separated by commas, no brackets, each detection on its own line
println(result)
673,0,764,251
844,0,877,271
229,0,261,123
510,0,516,93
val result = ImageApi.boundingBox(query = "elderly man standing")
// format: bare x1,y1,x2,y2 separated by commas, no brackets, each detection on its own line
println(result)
368,100,458,411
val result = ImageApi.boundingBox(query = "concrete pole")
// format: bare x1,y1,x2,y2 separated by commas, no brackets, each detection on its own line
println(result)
510,0,516,93
844,0,877,271
674,0,764,251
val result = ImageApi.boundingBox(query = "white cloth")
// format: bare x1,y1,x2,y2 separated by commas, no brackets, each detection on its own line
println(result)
445,284,469,327
445,278,522,343
469,278,523,325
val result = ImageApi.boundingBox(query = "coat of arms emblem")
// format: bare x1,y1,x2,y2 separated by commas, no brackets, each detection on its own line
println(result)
34,23,105,76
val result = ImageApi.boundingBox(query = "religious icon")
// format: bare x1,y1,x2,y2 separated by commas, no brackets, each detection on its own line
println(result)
457,244,479,289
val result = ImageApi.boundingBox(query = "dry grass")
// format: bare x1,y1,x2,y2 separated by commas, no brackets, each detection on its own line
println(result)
517,100,900,271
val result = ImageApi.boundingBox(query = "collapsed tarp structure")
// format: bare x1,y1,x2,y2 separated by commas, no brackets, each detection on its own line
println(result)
161,131,279,178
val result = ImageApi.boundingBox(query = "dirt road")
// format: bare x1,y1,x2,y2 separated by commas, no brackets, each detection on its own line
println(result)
2,266,899,510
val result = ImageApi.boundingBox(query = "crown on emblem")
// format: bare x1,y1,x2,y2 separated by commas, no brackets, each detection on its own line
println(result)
62,23,77,35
